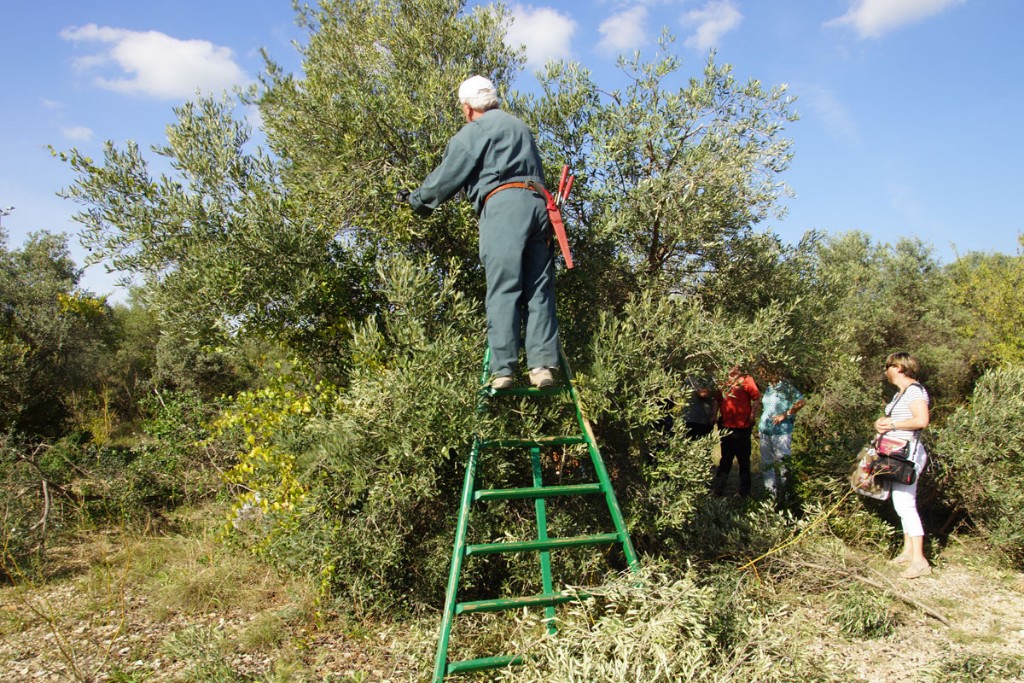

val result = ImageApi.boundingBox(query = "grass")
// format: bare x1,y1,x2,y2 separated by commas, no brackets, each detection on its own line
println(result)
0,504,334,682
4,499,1024,682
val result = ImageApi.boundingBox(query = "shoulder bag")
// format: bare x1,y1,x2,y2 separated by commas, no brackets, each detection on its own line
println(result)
870,434,917,485
869,383,925,485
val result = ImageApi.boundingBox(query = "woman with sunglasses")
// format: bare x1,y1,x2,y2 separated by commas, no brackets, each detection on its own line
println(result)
873,352,931,579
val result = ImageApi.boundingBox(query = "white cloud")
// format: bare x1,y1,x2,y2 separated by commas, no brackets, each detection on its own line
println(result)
825,0,966,39
598,6,649,54
506,5,577,67
61,125,94,142
681,0,742,52
244,104,265,135
60,23,248,99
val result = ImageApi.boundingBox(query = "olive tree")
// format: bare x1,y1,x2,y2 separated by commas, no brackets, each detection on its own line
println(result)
522,38,797,295
945,237,1024,369
0,229,109,436
257,0,522,289
58,97,364,370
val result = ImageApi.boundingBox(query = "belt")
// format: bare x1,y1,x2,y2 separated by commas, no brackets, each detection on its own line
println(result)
484,181,542,204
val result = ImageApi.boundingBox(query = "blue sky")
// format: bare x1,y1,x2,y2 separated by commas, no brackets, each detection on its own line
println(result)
1,0,1021,300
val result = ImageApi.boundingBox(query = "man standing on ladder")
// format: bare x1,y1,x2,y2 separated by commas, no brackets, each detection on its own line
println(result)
398,75,559,390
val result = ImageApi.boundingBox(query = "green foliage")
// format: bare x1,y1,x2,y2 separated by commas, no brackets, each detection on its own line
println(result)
153,329,257,401
581,289,795,547
525,39,796,285
105,292,160,408
220,255,481,610
121,391,226,513
782,232,979,518
0,229,112,436
162,626,238,682
924,652,1024,683
57,97,363,369
828,587,898,639
0,390,226,577
258,0,519,270
0,435,66,574
35,0,1024,655
216,366,338,554
0,435,116,574
945,237,1024,368
217,257,811,609
933,366,1024,567
502,569,722,682
51,390,226,529
518,38,798,354
500,567,850,683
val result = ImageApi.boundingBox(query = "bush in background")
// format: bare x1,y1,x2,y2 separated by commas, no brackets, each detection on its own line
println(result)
933,365,1024,568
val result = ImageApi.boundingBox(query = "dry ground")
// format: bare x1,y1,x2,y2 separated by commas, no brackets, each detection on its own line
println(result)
774,541,1024,683
2,516,1023,683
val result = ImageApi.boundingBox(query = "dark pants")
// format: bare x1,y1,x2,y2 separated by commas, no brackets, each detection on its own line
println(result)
714,426,752,496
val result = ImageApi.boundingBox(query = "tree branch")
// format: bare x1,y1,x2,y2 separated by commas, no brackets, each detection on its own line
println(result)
798,560,950,627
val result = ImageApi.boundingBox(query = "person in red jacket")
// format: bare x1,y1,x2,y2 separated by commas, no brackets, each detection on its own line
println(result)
712,365,761,497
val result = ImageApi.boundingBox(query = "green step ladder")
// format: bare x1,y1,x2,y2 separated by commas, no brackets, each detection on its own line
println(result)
432,346,641,681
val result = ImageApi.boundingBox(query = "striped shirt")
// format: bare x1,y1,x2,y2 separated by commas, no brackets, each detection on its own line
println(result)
885,383,929,443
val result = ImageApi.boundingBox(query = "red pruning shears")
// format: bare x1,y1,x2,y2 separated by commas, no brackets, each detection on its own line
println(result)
556,164,575,207
544,165,575,269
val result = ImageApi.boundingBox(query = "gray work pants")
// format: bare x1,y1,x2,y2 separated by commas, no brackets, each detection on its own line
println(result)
479,189,559,377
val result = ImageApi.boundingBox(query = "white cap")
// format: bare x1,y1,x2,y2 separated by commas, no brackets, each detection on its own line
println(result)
457,75,498,110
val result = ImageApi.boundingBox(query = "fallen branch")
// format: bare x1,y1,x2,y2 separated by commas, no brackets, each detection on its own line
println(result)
798,560,950,627
28,480,50,534
738,488,854,572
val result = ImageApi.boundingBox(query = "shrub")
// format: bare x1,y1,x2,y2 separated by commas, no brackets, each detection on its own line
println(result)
219,256,482,612
0,389,228,579
933,365,1024,568
219,255,806,612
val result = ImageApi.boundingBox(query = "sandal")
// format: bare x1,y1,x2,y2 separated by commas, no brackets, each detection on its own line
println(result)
900,562,932,579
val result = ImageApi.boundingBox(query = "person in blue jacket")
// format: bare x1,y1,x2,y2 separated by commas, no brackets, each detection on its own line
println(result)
400,75,559,390
757,367,806,501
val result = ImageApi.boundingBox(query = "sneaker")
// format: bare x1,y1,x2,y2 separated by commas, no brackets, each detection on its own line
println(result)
490,375,514,390
529,367,555,389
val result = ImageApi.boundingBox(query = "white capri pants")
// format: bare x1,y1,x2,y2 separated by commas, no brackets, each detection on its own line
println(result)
890,442,928,537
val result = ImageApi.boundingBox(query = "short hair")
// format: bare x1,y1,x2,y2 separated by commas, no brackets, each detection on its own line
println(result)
458,75,499,111
885,351,920,379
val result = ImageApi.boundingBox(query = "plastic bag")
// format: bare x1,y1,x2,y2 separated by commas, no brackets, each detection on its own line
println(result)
850,446,890,500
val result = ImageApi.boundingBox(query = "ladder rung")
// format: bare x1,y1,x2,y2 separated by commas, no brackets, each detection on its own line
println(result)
474,483,603,502
479,435,586,449
447,654,523,674
483,386,568,397
456,591,587,615
465,533,620,556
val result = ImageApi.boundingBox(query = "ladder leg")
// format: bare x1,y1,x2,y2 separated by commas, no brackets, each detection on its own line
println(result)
580,418,640,571
432,438,482,682
530,447,557,635
559,347,641,573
